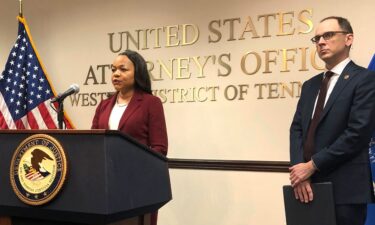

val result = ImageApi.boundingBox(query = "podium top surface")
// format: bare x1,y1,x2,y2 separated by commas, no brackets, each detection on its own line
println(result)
0,129,167,161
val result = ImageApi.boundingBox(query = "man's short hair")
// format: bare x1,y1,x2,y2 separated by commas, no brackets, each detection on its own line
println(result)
320,16,353,34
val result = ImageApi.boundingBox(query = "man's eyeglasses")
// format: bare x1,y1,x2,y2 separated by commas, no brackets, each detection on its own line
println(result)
311,31,350,43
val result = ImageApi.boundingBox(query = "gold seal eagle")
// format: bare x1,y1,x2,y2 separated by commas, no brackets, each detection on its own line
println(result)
10,134,67,206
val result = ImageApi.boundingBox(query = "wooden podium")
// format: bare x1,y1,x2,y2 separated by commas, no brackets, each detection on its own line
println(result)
0,130,172,225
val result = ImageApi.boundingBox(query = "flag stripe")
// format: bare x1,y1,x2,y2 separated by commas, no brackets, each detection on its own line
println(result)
37,102,58,129
0,111,9,129
0,92,16,128
30,106,46,129
21,116,29,129
15,120,25,129
26,110,39,129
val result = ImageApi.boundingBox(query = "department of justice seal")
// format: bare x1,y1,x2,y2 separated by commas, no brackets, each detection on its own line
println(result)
10,134,67,205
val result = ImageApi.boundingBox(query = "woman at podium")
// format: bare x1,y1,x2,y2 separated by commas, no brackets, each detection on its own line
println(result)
91,49,168,225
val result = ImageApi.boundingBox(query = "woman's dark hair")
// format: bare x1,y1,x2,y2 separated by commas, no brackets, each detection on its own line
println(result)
118,50,152,94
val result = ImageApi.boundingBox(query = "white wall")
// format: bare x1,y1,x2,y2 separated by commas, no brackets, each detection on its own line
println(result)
160,170,289,225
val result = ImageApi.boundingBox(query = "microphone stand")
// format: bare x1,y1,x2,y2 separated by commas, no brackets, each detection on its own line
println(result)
56,99,65,129
52,84,79,129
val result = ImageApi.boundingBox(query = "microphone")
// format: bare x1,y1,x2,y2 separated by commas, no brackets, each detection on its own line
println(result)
51,84,80,103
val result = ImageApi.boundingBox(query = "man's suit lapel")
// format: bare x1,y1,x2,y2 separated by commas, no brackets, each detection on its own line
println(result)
319,61,358,122
118,91,143,130
302,75,322,133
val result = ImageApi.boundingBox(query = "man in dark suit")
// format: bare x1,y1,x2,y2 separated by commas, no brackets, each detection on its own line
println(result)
289,16,375,225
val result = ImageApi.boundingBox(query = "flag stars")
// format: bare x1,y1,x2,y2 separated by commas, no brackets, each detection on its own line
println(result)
1,25,60,122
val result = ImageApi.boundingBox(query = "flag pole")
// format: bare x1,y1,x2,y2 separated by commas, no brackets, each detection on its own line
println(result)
19,0,23,18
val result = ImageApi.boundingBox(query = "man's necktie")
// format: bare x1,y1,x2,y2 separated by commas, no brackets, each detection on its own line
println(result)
303,71,334,161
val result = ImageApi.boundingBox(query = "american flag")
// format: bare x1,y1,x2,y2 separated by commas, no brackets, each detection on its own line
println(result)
0,16,74,129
